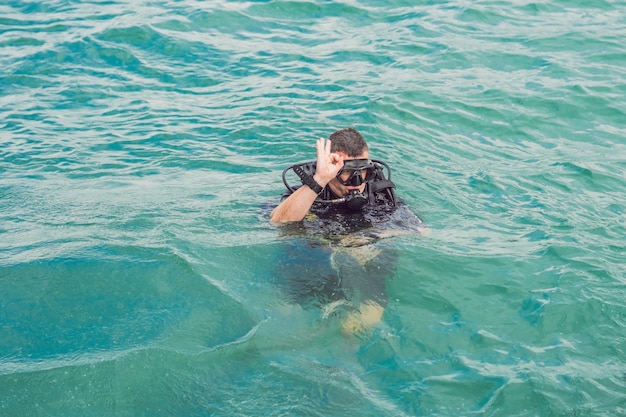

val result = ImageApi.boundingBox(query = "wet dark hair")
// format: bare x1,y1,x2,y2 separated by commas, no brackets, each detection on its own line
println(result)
329,127,369,157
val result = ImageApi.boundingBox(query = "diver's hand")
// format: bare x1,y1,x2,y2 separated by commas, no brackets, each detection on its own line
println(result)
270,137,341,223
314,137,343,185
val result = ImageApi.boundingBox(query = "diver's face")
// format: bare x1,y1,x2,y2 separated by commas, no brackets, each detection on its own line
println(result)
328,150,369,197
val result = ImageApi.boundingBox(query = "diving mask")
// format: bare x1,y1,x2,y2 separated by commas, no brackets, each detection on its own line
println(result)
336,159,375,186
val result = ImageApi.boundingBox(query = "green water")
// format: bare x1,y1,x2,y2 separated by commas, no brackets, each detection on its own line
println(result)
1,1,625,416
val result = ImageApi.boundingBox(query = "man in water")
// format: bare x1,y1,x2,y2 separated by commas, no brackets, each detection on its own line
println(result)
270,127,424,334
271,127,394,223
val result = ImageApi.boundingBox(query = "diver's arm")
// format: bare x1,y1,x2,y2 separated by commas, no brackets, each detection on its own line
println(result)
269,173,328,222
270,138,343,223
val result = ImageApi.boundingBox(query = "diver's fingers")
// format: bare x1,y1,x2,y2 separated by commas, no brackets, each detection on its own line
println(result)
317,137,330,160
329,152,344,168
316,137,325,160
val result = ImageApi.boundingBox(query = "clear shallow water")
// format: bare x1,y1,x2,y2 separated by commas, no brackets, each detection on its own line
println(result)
1,0,625,416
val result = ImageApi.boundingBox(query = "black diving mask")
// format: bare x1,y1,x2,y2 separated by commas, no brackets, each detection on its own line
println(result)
336,159,375,186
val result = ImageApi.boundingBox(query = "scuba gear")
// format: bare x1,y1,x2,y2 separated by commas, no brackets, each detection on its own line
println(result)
281,159,397,209
315,189,368,210
344,189,368,210
336,159,376,186
293,165,323,194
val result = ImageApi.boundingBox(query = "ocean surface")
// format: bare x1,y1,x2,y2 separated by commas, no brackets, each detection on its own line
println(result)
1,1,625,416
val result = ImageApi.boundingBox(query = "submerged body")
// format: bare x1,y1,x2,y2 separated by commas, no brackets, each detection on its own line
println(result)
271,129,424,334
274,195,422,334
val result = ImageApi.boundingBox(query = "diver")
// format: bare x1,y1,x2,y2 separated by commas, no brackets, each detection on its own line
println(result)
270,127,399,223
270,127,423,236
270,128,425,335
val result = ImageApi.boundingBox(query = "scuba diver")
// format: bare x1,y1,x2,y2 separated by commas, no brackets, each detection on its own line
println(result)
270,127,398,223
270,127,424,335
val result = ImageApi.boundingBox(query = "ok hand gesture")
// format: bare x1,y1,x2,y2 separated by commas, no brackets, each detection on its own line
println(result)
315,137,344,185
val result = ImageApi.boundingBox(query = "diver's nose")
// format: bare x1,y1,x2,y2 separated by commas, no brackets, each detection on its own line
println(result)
350,170,363,186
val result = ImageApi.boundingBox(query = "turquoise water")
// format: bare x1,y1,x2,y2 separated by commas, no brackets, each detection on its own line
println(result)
1,0,625,415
